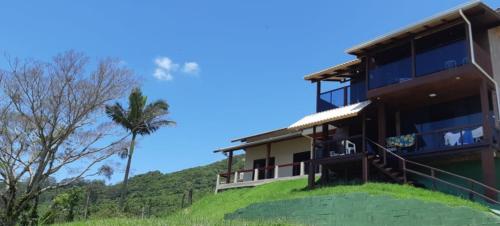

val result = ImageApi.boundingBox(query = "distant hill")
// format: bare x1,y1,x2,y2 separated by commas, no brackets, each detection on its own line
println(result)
40,155,245,221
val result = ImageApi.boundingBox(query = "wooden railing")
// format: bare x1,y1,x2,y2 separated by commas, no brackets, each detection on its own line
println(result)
217,161,311,185
367,137,500,206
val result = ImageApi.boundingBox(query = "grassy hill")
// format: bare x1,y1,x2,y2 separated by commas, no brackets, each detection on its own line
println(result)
40,155,245,221
56,178,500,226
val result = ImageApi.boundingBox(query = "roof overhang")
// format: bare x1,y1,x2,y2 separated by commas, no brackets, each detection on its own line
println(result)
230,127,288,143
288,100,371,131
214,131,303,153
304,59,362,82
346,1,500,55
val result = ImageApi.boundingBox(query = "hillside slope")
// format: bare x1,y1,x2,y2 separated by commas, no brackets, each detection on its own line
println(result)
41,155,245,220
58,178,500,226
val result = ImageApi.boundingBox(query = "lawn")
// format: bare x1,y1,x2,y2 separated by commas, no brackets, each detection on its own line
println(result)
57,178,495,226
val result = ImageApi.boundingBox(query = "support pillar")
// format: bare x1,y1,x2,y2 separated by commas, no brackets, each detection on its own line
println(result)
308,126,317,189
226,151,233,184
320,124,329,182
265,143,271,179
362,112,369,183
480,81,497,200
316,81,322,112
377,103,386,146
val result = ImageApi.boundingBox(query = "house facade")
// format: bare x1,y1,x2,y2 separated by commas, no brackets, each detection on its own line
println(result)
214,1,500,206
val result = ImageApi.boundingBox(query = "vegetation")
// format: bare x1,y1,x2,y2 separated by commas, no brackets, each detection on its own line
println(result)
0,51,134,226
56,178,494,226
106,87,175,209
37,155,245,224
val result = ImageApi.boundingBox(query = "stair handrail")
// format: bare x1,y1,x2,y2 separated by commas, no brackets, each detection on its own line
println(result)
366,138,500,205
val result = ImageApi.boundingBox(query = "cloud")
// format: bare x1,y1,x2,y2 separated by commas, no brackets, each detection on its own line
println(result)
182,62,200,75
153,57,179,81
153,57,200,81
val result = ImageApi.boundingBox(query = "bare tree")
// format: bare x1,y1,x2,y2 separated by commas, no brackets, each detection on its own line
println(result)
0,51,135,226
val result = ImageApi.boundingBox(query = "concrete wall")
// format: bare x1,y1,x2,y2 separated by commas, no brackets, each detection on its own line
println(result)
242,137,311,181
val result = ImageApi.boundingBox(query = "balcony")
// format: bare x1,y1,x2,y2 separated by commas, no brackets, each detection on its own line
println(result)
383,124,487,156
368,24,469,91
318,81,366,112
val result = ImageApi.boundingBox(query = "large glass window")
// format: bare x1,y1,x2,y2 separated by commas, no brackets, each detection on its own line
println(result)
368,43,412,89
415,25,468,77
350,79,366,104
401,95,481,135
400,96,482,152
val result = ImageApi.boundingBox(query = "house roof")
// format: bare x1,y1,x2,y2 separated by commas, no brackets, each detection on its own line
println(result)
304,59,362,82
346,1,500,55
288,100,371,130
214,131,303,153
230,127,290,143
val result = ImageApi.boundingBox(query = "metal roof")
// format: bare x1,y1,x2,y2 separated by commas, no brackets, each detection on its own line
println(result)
288,100,371,130
230,127,289,143
304,59,362,82
346,1,499,55
214,131,303,153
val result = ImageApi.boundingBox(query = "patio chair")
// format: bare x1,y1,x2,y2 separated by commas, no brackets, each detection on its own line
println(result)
342,140,356,154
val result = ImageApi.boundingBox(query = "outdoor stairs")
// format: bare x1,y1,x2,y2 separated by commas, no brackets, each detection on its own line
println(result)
368,155,413,185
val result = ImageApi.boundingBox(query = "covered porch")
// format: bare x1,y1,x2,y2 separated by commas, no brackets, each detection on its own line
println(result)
214,100,373,192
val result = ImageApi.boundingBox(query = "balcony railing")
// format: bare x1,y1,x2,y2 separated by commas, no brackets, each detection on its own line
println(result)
318,84,366,112
384,124,486,155
314,135,364,159
216,160,320,187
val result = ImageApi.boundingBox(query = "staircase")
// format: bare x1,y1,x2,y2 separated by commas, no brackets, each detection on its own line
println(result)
366,138,500,209
369,155,411,185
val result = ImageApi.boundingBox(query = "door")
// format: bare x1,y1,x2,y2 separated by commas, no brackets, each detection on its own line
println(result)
293,151,310,176
253,157,275,180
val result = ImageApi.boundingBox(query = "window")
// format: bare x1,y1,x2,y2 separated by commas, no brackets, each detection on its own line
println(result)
368,43,412,89
415,25,468,77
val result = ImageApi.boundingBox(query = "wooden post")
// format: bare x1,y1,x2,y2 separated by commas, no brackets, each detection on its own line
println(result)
226,151,233,184
265,143,271,179
480,81,497,200
316,81,322,112
188,189,193,205
395,111,401,136
378,104,387,165
300,162,305,176
254,168,259,181
377,104,386,146
362,113,368,183
181,193,186,208
362,155,368,183
274,165,279,179
233,171,238,183
308,126,317,188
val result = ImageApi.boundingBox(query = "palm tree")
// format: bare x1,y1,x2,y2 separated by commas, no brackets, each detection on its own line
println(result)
105,88,175,210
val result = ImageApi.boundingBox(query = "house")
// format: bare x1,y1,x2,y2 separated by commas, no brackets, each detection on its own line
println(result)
214,1,500,205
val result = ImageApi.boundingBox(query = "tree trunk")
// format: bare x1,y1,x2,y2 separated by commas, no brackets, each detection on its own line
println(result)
84,190,91,220
28,195,39,226
119,133,137,210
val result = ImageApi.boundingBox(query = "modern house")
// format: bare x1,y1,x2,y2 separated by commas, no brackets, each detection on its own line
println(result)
214,1,500,206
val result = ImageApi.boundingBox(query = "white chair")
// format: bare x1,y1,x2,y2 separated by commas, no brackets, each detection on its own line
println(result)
445,60,457,69
471,126,484,143
342,140,356,154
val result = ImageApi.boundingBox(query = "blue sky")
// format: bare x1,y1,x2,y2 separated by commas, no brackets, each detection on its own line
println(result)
0,0,498,183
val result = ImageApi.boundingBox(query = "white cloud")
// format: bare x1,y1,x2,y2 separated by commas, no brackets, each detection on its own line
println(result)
153,57,179,81
153,57,200,81
182,62,200,75
153,68,173,81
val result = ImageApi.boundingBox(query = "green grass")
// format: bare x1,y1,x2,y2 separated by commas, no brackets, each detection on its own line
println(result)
179,178,489,221
57,178,491,225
